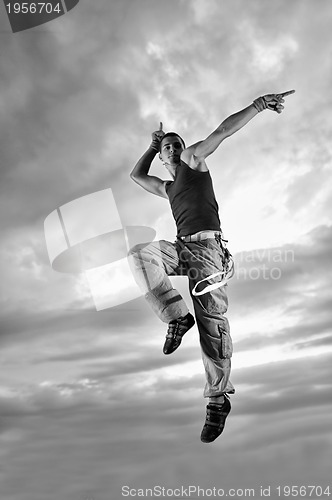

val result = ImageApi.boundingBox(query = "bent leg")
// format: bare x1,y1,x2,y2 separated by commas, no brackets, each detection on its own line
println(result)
128,240,189,323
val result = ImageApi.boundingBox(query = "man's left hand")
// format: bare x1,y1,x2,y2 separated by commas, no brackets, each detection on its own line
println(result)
262,90,296,113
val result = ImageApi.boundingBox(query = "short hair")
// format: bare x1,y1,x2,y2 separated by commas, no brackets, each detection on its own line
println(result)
159,132,186,152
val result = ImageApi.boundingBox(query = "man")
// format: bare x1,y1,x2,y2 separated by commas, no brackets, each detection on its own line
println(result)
128,90,295,443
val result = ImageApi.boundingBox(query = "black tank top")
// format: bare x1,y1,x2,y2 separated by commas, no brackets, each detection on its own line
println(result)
165,162,221,237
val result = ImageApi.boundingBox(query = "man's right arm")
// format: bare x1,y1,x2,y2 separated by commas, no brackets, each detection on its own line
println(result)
130,123,168,199
130,146,168,199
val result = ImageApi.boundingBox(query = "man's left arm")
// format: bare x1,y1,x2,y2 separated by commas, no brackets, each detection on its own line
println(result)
182,90,295,163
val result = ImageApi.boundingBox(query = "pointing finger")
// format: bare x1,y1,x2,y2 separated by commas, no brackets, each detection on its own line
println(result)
159,122,163,131
280,90,296,98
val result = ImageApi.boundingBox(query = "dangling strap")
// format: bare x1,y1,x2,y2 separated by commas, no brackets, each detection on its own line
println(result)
192,257,235,296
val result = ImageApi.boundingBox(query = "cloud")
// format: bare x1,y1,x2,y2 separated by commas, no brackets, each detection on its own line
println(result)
229,224,332,312
1,352,331,500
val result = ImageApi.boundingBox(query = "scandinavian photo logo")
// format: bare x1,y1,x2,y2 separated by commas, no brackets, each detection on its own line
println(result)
3,0,79,33
44,188,157,311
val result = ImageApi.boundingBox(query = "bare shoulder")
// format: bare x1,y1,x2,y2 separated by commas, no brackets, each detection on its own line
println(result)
181,144,209,172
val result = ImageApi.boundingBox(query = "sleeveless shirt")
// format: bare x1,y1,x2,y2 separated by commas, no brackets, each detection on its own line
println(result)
165,162,221,237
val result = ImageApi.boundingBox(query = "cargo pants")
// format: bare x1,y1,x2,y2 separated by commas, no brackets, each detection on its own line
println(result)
127,234,235,397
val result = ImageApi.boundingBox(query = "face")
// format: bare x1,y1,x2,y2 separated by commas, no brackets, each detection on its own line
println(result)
159,135,184,167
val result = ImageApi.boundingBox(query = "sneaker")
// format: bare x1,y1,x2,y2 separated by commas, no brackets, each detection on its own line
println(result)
163,313,195,355
200,395,231,443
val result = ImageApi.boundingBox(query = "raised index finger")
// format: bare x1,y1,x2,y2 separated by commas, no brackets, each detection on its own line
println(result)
280,90,296,98
159,122,163,131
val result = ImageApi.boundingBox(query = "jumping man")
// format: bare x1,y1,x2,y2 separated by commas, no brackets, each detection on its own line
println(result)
128,90,295,443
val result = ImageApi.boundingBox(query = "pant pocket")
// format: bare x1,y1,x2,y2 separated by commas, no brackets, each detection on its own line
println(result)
218,324,233,359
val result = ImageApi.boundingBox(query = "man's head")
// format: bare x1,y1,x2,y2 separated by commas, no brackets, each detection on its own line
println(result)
159,132,186,167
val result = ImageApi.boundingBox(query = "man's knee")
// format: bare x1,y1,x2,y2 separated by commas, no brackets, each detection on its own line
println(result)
127,243,145,259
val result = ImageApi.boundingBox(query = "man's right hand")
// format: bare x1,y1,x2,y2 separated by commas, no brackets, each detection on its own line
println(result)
150,122,165,151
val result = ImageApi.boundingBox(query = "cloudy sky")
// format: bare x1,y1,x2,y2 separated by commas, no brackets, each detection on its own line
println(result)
1,0,332,499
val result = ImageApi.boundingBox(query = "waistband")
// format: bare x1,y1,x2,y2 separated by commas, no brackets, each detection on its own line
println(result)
176,229,234,296
177,230,224,243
